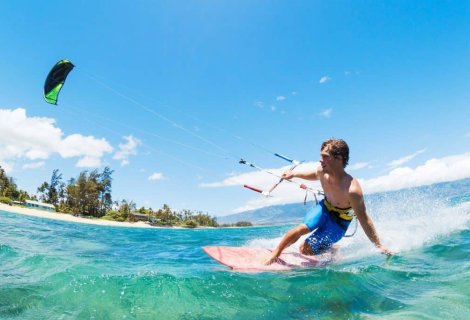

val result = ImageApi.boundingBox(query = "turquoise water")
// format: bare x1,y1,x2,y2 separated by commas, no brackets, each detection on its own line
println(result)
1,180,469,319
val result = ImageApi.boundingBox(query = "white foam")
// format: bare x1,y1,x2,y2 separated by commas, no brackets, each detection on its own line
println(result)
244,193,470,263
337,196,469,261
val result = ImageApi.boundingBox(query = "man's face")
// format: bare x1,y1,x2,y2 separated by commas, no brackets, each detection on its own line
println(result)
320,147,342,173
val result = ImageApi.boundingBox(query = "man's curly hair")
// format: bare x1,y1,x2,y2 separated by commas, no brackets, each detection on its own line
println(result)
321,138,349,168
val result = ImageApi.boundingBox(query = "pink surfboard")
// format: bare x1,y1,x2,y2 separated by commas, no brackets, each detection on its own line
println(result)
202,246,332,271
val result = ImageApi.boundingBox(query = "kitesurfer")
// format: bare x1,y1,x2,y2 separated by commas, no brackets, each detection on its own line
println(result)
264,138,392,265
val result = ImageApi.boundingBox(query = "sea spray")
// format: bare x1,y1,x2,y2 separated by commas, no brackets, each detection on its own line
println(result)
245,184,470,265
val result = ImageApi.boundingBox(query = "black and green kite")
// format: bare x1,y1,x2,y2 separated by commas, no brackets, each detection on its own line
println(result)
44,59,74,105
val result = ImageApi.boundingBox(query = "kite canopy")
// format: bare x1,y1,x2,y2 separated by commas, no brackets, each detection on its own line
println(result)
44,59,74,105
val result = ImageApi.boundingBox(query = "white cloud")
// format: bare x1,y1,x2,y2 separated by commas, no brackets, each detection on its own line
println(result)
148,172,164,181
0,108,113,168
22,161,45,170
291,91,297,96
319,108,333,118
387,149,426,167
276,96,286,101
361,152,470,194
344,70,360,76
76,156,102,168
271,105,276,112
200,175,247,188
348,162,372,171
0,161,13,173
254,101,264,108
319,76,331,84
113,135,141,166
465,132,470,138
0,108,62,160
232,192,299,213
59,134,113,167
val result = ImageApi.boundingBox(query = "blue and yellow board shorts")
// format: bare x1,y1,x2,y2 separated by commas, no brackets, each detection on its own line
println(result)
303,199,352,254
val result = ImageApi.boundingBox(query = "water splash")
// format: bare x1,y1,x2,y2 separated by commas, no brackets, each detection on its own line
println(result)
244,185,470,263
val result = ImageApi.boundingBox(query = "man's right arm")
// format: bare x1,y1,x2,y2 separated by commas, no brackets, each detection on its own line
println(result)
282,166,321,181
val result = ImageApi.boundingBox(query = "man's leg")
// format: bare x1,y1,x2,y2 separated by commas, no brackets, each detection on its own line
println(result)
299,241,315,255
264,224,310,264
280,224,311,249
298,201,327,256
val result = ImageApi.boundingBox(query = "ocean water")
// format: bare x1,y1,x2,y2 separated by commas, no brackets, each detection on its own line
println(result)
1,180,469,319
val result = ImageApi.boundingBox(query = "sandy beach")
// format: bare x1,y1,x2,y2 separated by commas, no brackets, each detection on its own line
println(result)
0,204,260,229
0,203,156,228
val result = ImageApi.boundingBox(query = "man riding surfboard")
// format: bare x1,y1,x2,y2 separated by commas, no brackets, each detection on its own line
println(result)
265,138,392,265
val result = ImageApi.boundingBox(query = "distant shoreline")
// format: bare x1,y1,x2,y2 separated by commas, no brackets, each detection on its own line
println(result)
0,203,173,229
0,203,272,229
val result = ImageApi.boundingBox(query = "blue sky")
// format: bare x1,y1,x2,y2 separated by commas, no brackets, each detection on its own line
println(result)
1,1,469,215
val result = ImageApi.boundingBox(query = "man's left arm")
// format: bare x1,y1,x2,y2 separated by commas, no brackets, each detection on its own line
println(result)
349,183,393,255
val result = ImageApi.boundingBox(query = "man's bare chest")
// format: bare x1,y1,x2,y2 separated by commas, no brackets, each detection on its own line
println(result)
320,178,351,208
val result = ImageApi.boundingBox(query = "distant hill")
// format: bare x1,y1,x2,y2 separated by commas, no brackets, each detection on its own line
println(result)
217,201,316,225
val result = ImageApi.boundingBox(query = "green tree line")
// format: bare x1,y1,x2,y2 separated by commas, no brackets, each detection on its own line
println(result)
1,166,251,228
36,167,113,217
103,202,221,227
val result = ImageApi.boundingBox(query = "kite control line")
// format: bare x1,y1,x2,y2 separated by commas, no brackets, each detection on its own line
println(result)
43,59,331,209
266,160,301,195
238,158,281,179
240,153,323,202
239,156,298,198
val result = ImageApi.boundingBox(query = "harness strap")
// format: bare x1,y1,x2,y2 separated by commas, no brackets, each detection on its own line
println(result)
324,198,354,221
300,183,319,205
343,217,358,237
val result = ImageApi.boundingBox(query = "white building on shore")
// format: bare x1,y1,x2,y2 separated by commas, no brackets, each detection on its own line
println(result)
24,200,56,212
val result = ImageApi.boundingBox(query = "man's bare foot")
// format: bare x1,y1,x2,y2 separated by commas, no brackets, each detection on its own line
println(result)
263,253,280,265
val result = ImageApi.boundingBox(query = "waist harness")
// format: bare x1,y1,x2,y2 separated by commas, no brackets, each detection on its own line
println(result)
324,198,354,221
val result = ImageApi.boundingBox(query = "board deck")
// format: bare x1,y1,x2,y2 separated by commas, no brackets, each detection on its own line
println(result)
202,246,331,271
